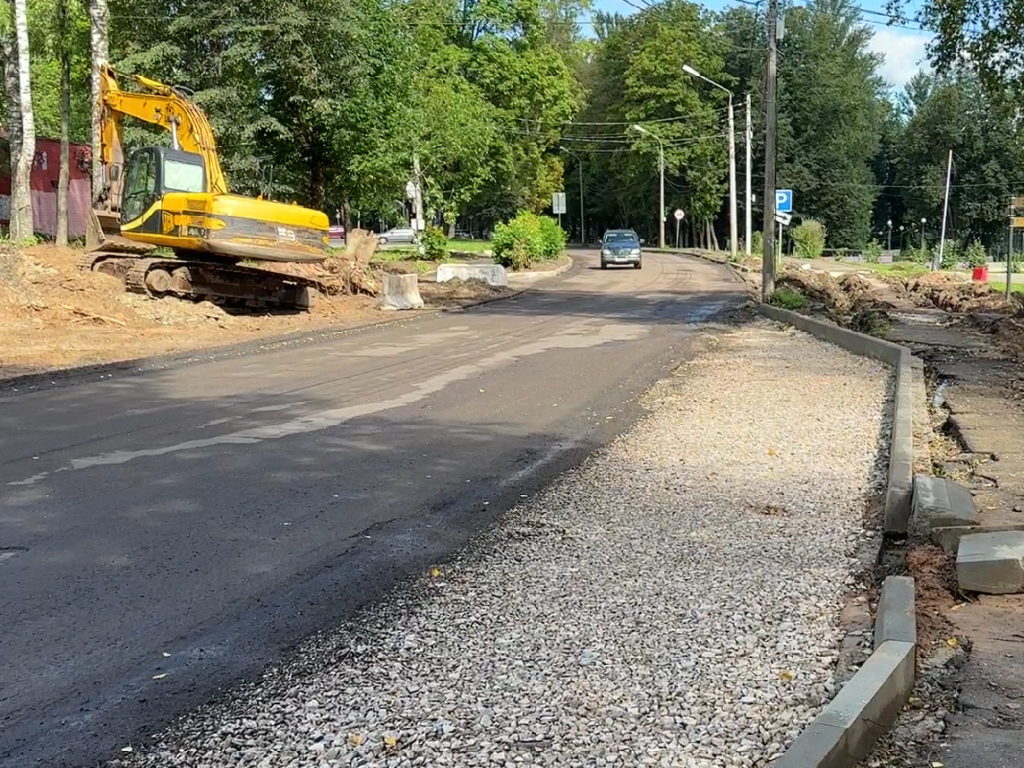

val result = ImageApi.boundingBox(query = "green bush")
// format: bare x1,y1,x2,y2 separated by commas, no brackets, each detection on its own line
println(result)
864,240,882,264
939,239,962,270
964,241,987,268
536,215,566,260
769,286,809,311
492,211,564,269
421,225,449,261
750,230,764,258
901,244,930,264
791,219,827,259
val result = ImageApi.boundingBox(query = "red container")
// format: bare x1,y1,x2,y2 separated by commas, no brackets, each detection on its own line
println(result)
972,266,989,282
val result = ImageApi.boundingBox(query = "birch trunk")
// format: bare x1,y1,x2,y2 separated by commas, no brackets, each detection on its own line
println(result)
56,0,71,246
89,0,110,203
9,0,34,242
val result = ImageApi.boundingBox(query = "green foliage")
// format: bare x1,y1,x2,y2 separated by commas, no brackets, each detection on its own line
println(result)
769,287,809,311
791,219,827,259
492,211,561,269
536,215,567,259
964,241,988,268
775,0,885,247
750,230,764,258
939,240,962,270
421,225,449,262
864,240,882,263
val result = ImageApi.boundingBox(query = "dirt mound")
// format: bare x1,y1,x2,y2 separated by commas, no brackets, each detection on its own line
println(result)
419,278,513,307
257,228,382,296
901,274,1014,313
777,267,895,320
0,242,382,377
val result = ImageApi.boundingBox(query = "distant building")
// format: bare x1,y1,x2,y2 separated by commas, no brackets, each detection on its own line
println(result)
0,133,92,239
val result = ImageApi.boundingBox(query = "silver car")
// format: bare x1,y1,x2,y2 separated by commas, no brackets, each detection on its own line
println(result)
600,228,643,269
378,226,418,245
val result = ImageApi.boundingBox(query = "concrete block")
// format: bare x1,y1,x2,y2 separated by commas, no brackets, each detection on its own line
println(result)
932,524,1024,555
436,263,508,287
380,273,424,310
957,531,1024,594
772,640,916,768
874,576,917,648
910,475,978,536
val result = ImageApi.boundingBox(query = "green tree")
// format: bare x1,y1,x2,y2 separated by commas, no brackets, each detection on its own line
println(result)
775,0,885,247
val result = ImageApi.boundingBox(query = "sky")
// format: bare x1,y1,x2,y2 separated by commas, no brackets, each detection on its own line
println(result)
587,0,933,90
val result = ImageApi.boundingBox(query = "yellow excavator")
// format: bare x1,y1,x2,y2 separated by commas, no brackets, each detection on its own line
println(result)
82,65,330,309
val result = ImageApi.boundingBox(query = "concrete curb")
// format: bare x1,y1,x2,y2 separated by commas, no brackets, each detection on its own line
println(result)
756,304,916,534
507,255,574,282
773,576,917,768
753,305,921,767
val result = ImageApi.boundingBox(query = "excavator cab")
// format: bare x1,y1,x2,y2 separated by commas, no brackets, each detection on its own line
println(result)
119,147,206,225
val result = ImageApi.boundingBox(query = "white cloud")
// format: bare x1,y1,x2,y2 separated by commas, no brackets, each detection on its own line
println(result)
868,26,933,89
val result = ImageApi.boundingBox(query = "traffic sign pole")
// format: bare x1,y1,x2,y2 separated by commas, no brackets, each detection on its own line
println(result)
674,208,685,249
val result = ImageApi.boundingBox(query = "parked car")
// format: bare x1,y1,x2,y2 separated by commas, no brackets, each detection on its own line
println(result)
328,224,345,249
378,226,418,245
600,228,643,269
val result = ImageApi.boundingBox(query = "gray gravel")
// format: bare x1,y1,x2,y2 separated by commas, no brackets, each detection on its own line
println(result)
115,319,892,768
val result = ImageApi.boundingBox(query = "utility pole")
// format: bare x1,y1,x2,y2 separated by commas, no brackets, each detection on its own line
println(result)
761,0,779,301
745,94,752,256
412,153,425,233
727,94,737,258
561,146,586,244
935,149,953,271
1009,197,1017,300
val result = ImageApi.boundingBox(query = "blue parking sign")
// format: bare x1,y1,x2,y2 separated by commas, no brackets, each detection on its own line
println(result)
776,189,793,213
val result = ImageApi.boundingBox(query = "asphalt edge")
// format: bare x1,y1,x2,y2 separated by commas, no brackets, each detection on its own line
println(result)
754,303,919,768
0,256,582,394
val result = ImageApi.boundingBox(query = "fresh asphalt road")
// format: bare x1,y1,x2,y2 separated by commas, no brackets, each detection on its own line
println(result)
0,250,744,767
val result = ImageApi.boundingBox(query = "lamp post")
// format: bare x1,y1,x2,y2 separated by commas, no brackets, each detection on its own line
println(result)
560,145,585,245
630,124,665,249
920,217,927,261
683,64,737,259
886,219,892,251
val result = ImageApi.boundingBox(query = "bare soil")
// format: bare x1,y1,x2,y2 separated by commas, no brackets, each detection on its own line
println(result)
0,243,512,380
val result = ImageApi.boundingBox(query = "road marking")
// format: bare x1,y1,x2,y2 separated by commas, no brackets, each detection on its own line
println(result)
8,321,649,486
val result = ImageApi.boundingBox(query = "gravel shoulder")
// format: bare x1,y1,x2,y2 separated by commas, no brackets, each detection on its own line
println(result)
112,319,893,768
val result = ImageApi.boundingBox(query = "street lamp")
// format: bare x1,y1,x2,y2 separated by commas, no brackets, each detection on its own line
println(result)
630,124,666,249
683,64,737,259
920,217,927,260
886,219,892,251
559,146,586,245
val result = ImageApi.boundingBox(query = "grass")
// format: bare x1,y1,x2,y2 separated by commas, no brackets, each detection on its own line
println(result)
768,286,809,311
988,279,1024,297
448,239,492,253
852,261,929,278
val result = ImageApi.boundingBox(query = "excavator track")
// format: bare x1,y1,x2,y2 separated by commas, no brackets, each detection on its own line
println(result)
79,254,321,310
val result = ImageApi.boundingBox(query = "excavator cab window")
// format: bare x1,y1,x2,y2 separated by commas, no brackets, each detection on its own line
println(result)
120,148,159,224
163,155,206,193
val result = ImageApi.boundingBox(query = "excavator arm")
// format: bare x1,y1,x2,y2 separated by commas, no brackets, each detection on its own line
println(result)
98,64,229,198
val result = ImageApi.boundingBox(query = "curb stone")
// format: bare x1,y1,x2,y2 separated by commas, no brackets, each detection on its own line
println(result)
506,255,575,282
754,304,920,768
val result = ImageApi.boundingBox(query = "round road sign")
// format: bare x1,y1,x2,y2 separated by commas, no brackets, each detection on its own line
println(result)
673,208,685,221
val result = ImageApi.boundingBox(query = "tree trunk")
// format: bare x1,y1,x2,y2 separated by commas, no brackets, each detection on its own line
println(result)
709,221,720,251
89,0,110,204
9,0,34,242
1,34,20,240
56,0,71,246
